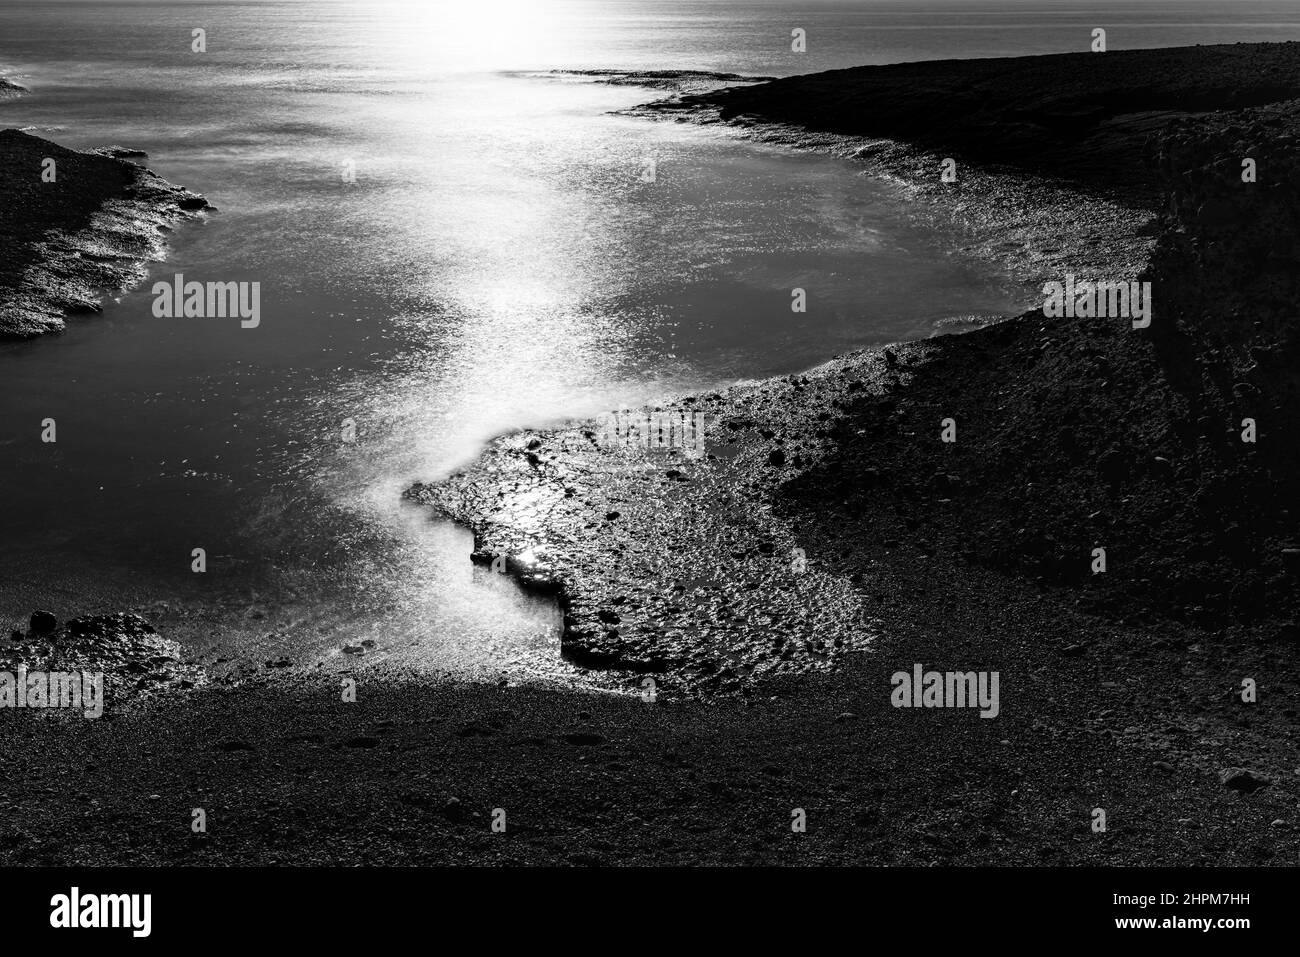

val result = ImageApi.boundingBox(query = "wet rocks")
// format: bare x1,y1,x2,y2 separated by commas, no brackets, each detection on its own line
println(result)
0,612,203,707
88,146,149,161
408,369,875,695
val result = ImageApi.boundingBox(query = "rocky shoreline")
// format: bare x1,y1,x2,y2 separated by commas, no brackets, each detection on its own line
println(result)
3,46,1298,866
412,43,1300,700
0,116,213,340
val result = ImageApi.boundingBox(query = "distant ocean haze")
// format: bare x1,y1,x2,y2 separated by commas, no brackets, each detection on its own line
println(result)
1,0,1297,679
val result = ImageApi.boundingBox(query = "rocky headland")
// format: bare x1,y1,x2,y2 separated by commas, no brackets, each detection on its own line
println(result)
0,113,212,340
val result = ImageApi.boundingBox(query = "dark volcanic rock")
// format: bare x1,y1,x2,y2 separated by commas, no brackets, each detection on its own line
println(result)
645,43,1300,200
0,128,212,340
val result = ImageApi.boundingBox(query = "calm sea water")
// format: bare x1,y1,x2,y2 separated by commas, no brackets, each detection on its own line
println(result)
2,0,1297,680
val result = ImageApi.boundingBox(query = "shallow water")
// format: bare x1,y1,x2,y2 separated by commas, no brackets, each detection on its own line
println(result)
2,0,1297,680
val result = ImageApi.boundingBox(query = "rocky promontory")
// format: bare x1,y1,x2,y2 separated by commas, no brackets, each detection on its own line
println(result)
0,125,212,340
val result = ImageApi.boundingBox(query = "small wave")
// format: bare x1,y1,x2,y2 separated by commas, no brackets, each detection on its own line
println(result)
931,314,1005,334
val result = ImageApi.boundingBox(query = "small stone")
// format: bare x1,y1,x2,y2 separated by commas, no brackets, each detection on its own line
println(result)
1153,760,1174,772
768,449,786,467
1220,767,1270,793
30,610,56,634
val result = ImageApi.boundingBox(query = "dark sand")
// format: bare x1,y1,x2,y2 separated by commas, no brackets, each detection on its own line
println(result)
3,47,1300,865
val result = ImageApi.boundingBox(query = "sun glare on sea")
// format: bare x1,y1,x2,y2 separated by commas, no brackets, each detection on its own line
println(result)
372,0,565,72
